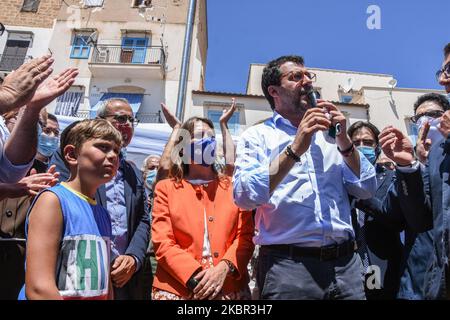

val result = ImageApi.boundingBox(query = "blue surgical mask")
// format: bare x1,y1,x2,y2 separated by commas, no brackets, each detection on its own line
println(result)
190,136,217,167
37,133,59,158
145,169,157,189
416,116,444,148
357,146,377,164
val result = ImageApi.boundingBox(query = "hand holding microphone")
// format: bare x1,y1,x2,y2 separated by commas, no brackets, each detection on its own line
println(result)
306,89,341,137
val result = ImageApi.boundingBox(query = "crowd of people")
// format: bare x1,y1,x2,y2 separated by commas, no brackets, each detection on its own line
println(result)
0,42,449,300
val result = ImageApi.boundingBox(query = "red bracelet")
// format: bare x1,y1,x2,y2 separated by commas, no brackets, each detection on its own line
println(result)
337,144,355,157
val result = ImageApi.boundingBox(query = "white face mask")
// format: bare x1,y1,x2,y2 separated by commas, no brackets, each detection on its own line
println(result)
416,116,444,147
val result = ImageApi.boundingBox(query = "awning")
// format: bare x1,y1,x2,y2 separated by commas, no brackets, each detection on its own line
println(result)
89,92,144,118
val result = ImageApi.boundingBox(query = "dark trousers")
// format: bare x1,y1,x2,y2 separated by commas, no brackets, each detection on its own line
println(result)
257,246,366,300
0,242,25,300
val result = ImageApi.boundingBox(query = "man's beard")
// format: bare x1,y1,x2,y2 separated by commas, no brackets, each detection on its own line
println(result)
291,88,310,112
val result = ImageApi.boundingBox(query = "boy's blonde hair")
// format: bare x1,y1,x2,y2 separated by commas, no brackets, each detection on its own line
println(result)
61,119,122,166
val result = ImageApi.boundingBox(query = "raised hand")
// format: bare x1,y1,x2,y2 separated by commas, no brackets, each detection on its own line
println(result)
379,126,415,166
161,102,181,128
28,68,79,111
219,98,237,126
439,110,450,139
416,121,431,163
5,171,59,198
318,100,352,148
0,55,54,113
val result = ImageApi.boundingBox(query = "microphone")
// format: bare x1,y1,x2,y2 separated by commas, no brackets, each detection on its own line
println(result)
306,89,341,138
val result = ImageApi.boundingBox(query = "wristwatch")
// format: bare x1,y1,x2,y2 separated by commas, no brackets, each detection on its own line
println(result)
186,276,199,291
221,259,236,275
396,159,418,168
337,144,355,157
285,145,301,162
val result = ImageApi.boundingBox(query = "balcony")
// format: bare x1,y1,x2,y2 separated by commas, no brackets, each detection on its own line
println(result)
0,54,33,72
73,110,163,124
88,45,165,79
136,111,163,124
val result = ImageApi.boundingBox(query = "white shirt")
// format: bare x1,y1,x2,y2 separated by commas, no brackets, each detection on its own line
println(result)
233,112,377,247
0,116,33,183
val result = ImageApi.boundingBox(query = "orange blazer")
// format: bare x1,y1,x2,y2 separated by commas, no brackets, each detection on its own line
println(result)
151,177,255,297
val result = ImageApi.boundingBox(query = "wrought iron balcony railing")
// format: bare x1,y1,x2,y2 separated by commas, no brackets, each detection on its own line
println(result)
90,45,165,67
73,110,163,124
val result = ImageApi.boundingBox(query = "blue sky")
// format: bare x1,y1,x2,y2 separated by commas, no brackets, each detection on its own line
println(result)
205,0,449,94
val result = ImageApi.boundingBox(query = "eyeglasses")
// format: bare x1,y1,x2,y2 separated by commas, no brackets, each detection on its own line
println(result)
281,70,317,83
436,63,450,82
102,114,139,126
410,110,444,123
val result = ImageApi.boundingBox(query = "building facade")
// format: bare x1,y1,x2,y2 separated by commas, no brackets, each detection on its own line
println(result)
192,63,444,143
0,1,444,147
43,0,207,124
0,0,62,79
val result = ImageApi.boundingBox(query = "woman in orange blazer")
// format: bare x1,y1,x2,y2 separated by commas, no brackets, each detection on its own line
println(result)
151,116,254,300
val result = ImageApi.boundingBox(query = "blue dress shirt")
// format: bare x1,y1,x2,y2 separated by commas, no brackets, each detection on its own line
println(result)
233,112,377,247
106,162,128,261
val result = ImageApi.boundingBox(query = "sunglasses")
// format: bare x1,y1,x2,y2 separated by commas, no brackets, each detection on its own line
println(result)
102,114,139,126
436,63,450,82
410,110,444,123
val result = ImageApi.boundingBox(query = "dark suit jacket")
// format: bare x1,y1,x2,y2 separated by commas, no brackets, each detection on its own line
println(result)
355,164,437,300
50,149,150,299
395,136,450,299
352,165,403,299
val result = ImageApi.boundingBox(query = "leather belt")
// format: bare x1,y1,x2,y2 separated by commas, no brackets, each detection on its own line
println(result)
261,240,357,262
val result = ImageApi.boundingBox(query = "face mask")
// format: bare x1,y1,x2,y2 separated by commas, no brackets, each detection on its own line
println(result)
145,169,157,189
357,146,377,164
38,133,59,157
416,116,444,147
116,122,133,147
190,136,217,167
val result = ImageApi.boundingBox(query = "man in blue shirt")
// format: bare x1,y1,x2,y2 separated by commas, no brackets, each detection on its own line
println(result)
233,55,377,300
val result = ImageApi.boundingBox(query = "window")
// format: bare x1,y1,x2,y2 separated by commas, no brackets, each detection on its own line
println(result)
121,37,148,64
0,33,31,71
55,89,84,116
340,95,353,103
70,35,91,59
21,0,40,12
84,0,104,6
207,110,240,135
134,0,152,7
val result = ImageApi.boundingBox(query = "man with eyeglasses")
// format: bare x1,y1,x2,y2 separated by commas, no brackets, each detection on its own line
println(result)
346,121,403,300
233,55,377,300
374,43,450,299
50,98,150,300
412,93,449,164
437,43,450,99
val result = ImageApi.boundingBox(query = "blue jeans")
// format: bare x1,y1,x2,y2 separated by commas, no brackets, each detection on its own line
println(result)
257,246,366,300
